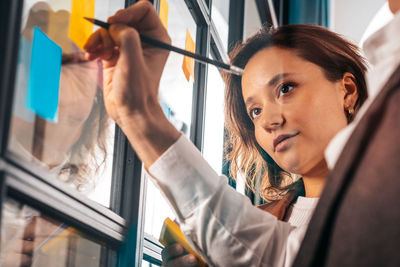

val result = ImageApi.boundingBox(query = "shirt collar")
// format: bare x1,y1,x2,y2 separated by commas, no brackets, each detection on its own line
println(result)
362,11,400,67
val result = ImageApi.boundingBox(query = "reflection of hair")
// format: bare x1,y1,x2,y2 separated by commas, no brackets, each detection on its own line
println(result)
58,89,109,192
21,2,110,192
224,24,368,202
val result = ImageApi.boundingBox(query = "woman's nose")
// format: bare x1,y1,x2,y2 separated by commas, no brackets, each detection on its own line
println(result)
260,107,285,132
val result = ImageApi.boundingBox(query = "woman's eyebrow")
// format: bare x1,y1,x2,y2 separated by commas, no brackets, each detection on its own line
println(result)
245,73,296,107
267,73,294,87
245,97,255,107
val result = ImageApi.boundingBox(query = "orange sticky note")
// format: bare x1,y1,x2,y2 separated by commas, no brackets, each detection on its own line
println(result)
40,227,77,253
68,0,95,49
182,29,195,82
160,0,169,30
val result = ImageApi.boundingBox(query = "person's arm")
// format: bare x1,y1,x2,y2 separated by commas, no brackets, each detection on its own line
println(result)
147,135,295,266
84,1,300,266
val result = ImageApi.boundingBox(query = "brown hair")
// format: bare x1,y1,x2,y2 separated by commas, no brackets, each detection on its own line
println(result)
58,88,110,192
224,24,368,202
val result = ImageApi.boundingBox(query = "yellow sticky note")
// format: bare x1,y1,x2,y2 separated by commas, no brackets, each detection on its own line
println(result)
40,227,77,253
160,0,169,30
160,218,207,267
69,0,95,50
182,29,195,82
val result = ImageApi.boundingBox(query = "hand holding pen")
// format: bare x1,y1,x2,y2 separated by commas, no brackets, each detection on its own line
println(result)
84,0,182,167
84,17,243,76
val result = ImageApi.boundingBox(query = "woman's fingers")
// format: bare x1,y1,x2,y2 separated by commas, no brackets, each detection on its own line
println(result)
84,28,117,64
84,29,102,52
83,1,172,127
164,254,198,267
86,24,143,65
161,243,184,261
99,28,115,60
108,24,146,74
108,1,162,30
84,0,170,76
161,244,198,267
108,0,170,42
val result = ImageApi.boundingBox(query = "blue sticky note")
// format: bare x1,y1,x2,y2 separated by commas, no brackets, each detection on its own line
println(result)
26,27,62,122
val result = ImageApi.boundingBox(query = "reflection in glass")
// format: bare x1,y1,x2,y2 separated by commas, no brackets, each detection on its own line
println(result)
7,0,123,207
0,198,110,267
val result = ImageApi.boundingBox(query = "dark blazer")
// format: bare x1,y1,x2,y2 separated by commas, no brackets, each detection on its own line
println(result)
293,65,400,267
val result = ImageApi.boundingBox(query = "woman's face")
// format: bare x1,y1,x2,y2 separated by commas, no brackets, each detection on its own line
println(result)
241,47,349,176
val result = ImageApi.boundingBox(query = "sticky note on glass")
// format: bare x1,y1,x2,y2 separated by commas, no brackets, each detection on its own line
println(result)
69,0,95,49
40,226,74,253
160,0,169,30
182,29,195,82
26,27,62,122
159,218,207,267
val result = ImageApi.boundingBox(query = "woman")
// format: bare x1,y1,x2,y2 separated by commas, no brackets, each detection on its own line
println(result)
161,24,367,266
84,2,367,266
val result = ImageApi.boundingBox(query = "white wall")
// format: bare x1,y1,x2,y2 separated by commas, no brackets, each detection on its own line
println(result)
330,0,388,44
243,0,390,45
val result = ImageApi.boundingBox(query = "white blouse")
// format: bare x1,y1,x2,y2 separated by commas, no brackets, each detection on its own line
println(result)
148,135,317,267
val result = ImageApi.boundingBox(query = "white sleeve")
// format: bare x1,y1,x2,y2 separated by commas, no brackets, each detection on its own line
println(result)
148,135,301,267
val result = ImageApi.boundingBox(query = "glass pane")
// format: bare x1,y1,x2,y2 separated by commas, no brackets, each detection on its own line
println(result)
202,63,225,175
158,0,197,138
144,1,197,239
211,0,229,50
7,0,124,207
0,198,113,267
144,173,175,239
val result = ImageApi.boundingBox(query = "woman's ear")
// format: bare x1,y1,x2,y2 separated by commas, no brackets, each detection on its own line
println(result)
341,72,359,116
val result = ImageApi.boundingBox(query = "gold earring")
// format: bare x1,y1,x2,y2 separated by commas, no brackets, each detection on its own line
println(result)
348,107,354,115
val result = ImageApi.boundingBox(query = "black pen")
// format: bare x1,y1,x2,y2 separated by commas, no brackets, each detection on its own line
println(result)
84,17,244,76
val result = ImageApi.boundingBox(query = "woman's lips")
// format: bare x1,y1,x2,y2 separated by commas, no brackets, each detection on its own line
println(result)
273,132,300,152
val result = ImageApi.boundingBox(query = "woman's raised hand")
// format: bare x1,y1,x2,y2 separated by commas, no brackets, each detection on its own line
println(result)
84,0,170,127
84,0,180,167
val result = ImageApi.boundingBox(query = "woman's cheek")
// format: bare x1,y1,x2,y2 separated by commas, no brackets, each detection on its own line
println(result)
254,128,274,156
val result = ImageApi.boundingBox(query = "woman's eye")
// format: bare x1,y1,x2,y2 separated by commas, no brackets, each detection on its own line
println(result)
278,83,295,97
249,108,261,119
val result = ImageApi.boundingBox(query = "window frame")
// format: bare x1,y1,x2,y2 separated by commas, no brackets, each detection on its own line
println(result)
141,0,236,265
0,0,146,265
0,0,240,266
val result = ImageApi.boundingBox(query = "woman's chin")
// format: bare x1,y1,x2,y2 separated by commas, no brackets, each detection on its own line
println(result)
276,155,302,174
278,157,328,179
